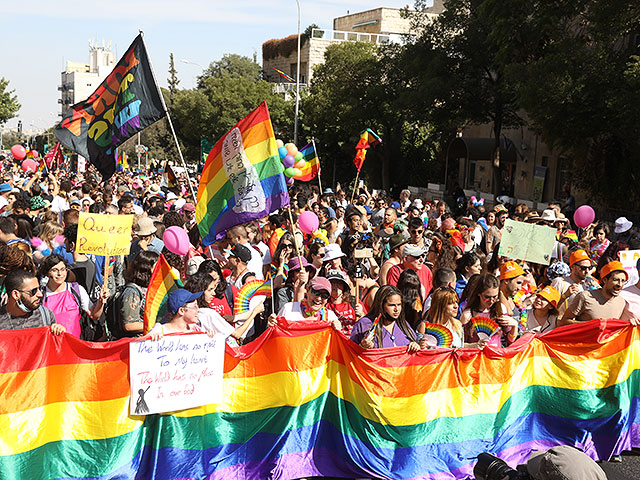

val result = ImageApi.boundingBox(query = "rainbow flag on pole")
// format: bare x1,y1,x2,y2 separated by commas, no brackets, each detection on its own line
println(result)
196,101,289,246
143,254,183,333
295,142,320,182
353,128,382,172
273,67,295,82
2,320,640,479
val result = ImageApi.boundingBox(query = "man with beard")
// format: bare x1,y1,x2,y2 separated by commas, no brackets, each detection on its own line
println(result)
559,261,639,326
0,269,65,333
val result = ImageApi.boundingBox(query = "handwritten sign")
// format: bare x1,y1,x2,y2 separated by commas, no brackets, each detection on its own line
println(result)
498,219,556,265
619,250,640,286
129,333,225,415
76,212,133,256
222,127,266,214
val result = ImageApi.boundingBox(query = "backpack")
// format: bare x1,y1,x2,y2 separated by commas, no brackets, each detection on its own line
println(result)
105,284,143,340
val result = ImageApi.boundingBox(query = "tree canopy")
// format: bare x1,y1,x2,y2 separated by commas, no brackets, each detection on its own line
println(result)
0,77,20,126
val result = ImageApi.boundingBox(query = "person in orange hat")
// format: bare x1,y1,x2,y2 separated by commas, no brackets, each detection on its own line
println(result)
524,285,560,333
559,260,640,326
492,260,526,344
551,249,595,317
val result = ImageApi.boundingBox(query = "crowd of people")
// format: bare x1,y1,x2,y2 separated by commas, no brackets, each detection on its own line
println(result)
1,163,640,354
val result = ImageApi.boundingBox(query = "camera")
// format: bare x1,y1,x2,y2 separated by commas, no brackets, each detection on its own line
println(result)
474,453,530,480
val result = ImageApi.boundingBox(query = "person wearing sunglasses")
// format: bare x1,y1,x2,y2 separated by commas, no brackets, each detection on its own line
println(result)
0,268,64,334
147,289,216,340
407,217,426,250
386,244,433,298
551,249,594,318
270,276,340,329
460,273,500,344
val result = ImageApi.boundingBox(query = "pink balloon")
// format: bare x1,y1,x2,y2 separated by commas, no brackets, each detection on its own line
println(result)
21,159,37,173
298,211,319,234
11,144,26,160
163,226,190,255
574,205,595,228
32,150,39,158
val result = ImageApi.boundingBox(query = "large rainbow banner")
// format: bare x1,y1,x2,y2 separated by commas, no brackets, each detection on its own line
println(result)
1,319,639,479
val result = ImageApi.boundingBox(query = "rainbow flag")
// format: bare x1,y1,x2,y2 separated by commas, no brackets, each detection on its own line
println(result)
273,66,295,82
143,254,183,333
2,320,640,479
116,151,128,172
295,142,320,181
353,128,381,172
196,101,289,246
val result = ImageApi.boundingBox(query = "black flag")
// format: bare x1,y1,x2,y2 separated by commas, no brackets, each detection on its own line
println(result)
55,34,165,180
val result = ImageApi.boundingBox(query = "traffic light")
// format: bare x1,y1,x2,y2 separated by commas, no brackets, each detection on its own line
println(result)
17,120,22,133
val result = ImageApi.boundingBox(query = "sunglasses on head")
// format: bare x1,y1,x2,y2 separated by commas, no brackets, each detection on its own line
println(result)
310,288,330,300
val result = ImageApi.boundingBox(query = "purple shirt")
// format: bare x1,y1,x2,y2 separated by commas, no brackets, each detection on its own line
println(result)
350,315,416,348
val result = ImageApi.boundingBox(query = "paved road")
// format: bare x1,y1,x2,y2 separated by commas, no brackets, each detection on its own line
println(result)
600,451,640,480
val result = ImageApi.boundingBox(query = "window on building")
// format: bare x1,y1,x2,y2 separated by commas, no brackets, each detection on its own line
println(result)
541,155,548,167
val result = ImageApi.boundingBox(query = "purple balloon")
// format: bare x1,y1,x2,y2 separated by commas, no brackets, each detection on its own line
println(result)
282,154,295,169
286,176,294,186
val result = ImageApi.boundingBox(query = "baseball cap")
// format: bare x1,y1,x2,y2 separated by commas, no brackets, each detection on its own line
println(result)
227,244,252,263
537,286,561,308
167,289,203,315
527,445,606,480
500,261,525,280
0,183,12,194
569,249,592,267
403,244,426,258
309,276,331,294
182,202,196,212
326,269,349,287
600,260,628,281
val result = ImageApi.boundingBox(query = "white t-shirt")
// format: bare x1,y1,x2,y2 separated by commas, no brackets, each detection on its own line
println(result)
50,195,69,213
620,284,640,318
198,307,235,337
278,302,338,322
241,242,264,280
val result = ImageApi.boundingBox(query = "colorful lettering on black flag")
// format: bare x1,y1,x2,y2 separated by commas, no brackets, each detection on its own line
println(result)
54,34,165,180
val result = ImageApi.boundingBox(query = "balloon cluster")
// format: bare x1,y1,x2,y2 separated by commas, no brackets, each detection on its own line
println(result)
276,139,306,186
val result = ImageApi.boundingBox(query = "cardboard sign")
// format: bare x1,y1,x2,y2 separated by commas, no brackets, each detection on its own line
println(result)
76,212,133,256
498,219,556,265
129,333,225,415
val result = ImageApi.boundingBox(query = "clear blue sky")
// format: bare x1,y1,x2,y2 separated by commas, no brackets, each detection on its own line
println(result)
1,1,419,132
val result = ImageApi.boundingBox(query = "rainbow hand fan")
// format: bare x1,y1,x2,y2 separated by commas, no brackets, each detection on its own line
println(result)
234,280,272,314
422,323,454,348
471,316,501,340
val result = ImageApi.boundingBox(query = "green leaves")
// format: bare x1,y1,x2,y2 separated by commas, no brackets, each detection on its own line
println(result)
0,77,20,126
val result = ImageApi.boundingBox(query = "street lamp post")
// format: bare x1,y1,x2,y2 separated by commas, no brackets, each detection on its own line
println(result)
181,59,205,87
294,0,301,145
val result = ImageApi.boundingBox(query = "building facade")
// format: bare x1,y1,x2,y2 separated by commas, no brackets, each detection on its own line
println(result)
58,40,115,116
262,5,442,90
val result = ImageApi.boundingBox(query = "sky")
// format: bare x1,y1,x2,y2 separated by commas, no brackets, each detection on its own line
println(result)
0,0,420,132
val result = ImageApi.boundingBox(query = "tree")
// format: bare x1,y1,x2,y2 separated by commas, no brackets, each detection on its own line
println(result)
167,53,180,107
199,54,262,84
402,0,524,193
302,41,439,190
0,77,20,125
481,0,640,208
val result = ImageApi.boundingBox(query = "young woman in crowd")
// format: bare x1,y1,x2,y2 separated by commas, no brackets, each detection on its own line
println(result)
459,273,500,343
350,285,421,352
524,285,560,333
455,252,482,297
31,221,65,264
196,260,234,319
39,253,107,338
326,269,361,335
420,286,464,348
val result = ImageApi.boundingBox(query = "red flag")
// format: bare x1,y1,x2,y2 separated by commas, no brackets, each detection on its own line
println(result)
43,142,64,170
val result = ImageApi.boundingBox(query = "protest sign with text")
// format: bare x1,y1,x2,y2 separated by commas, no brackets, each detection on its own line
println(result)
129,333,225,415
76,212,133,256
619,249,640,286
498,219,556,265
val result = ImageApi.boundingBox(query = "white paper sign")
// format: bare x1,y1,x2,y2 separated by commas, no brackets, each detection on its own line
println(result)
129,333,225,415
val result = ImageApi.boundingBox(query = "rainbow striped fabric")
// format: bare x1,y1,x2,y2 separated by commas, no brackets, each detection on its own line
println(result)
143,254,182,333
1,319,639,479
196,101,290,246
296,142,320,181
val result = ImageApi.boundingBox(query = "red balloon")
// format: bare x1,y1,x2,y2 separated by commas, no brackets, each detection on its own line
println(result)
21,159,37,173
11,144,26,160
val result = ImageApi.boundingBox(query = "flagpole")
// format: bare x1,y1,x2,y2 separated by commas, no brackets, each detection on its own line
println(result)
140,32,198,206
312,137,322,193
350,170,360,205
